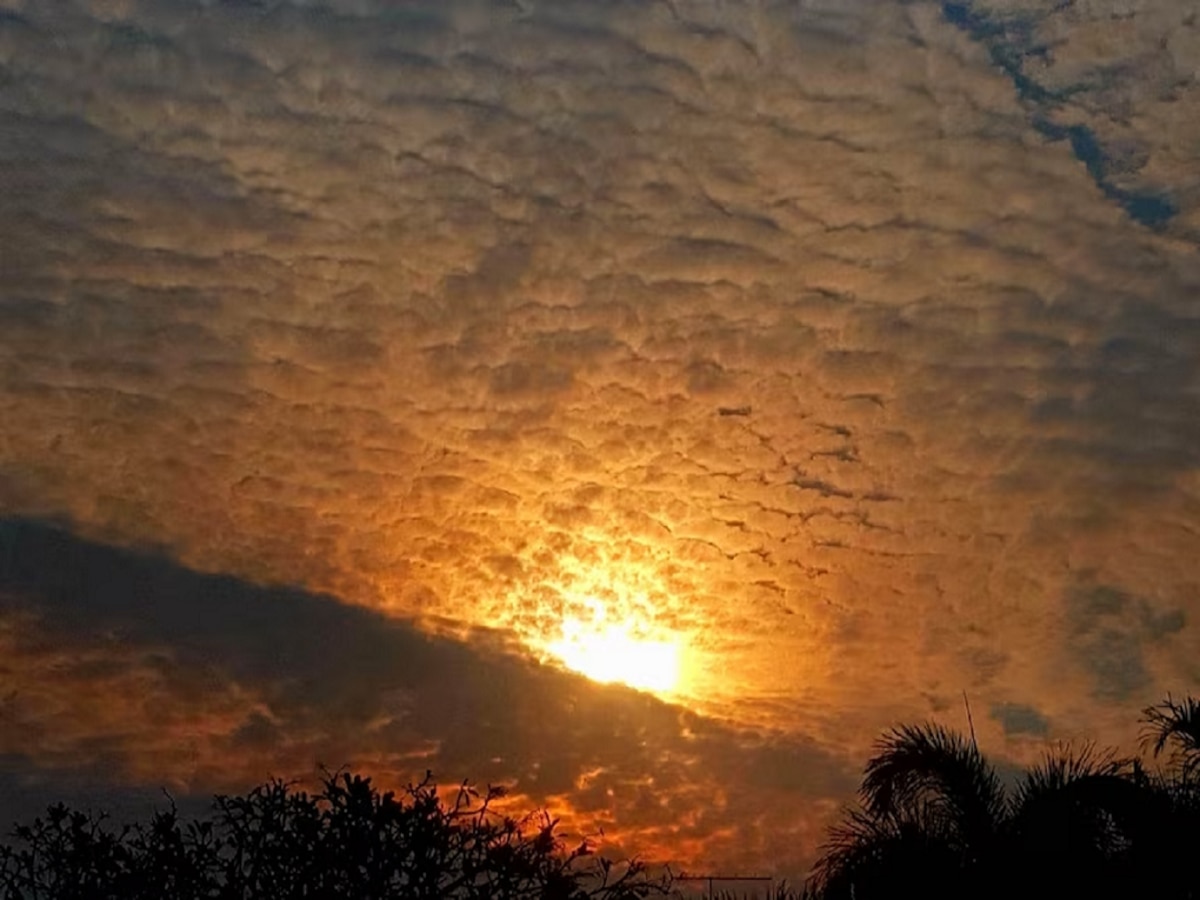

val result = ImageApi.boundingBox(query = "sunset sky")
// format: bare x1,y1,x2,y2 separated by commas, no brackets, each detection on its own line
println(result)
2,0,1200,880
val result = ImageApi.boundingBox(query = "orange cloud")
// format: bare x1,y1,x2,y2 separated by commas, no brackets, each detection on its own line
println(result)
2,0,1200,879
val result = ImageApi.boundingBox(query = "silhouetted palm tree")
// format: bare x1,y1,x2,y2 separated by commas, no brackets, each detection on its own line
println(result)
1142,694,1200,783
808,723,1002,899
808,699,1200,900
1003,745,1169,898
1138,695,1200,899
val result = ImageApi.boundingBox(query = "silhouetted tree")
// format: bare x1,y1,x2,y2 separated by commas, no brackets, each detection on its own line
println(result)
809,723,1000,900
1142,694,1200,784
807,696,1200,900
0,771,670,900
1138,694,1200,891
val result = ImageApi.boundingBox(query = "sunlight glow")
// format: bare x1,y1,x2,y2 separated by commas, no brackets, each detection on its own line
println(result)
545,597,683,694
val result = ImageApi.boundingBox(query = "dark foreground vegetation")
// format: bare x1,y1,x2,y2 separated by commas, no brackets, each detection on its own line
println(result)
0,772,669,900
806,693,1200,900
2,694,1199,899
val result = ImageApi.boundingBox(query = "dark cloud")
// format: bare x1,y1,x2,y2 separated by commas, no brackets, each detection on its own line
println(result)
989,702,1049,738
0,519,854,872
1065,582,1187,701
0,755,213,833
942,0,1194,231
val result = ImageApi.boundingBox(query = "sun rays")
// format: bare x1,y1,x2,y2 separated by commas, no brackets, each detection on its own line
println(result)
545,601,683,694
507,565,690,697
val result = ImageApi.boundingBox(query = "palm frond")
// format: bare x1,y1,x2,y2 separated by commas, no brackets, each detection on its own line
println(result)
1012,743,1127,807
1139,694,1200,780
807,806,962,900
860,723,1005,844
1010,743,1164,860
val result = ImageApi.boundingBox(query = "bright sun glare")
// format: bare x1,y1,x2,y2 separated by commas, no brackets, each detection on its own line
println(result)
545,598,682,694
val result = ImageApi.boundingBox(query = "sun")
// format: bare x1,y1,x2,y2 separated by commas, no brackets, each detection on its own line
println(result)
544,597,683,694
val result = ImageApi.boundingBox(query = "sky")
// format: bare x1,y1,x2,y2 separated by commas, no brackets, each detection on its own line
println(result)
2,0,1200,881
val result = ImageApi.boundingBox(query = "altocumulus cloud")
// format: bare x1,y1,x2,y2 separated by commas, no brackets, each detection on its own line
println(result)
2,0,1200,877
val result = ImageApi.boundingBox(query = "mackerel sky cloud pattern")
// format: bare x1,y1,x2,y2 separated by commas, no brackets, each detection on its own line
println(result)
2,0,1200,878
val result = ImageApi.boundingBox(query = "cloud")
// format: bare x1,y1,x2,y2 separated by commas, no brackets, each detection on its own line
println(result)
1,0,1200,876
945,0,1200,233
989,702,1050,738
0,519,855,874
1065,582,1187,701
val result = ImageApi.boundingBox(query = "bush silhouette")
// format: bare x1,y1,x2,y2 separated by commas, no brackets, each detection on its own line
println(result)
0,771,670,900
6,695,1200,899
